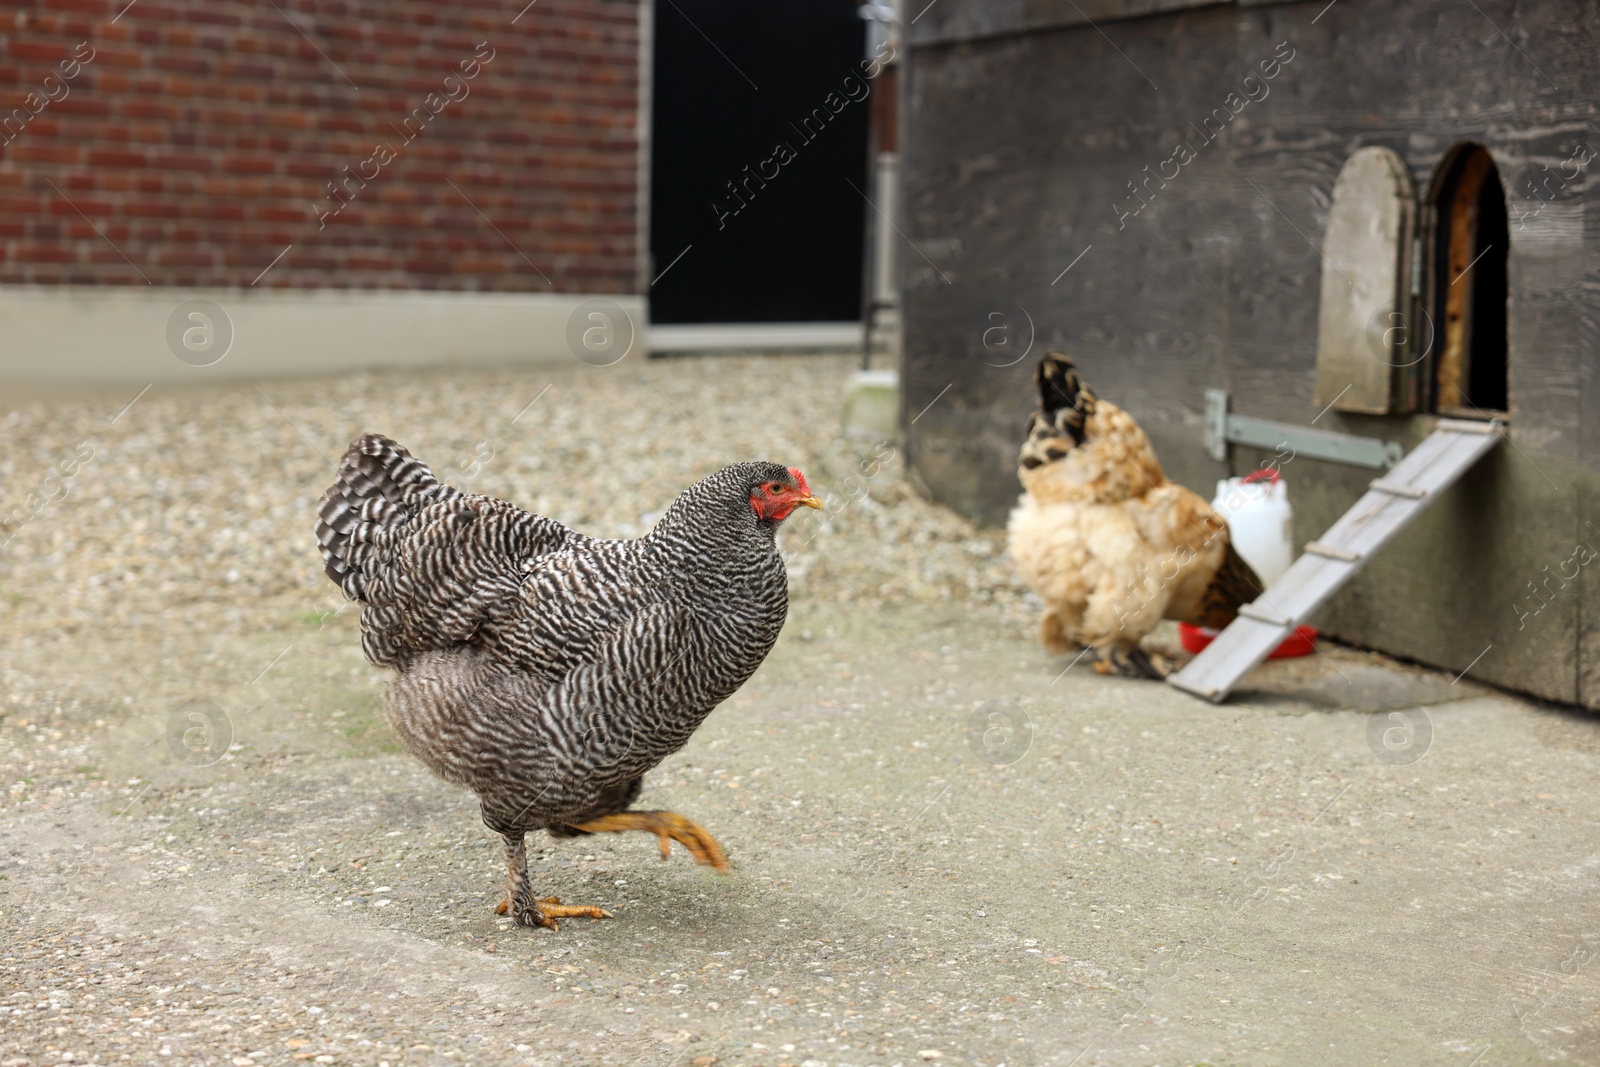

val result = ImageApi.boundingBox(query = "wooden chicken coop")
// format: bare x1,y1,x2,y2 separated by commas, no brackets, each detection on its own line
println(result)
895,0,1598,706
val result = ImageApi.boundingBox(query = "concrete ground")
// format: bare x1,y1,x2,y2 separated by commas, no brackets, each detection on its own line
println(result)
3,358,1599,1066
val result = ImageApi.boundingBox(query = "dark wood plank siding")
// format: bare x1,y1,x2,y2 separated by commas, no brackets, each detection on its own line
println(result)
901,0,1596,705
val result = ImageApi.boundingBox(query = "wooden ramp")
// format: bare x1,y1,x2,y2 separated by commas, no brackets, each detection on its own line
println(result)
1168,419,1502,703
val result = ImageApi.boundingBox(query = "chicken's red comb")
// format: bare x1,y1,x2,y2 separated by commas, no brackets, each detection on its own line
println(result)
787,466,811,495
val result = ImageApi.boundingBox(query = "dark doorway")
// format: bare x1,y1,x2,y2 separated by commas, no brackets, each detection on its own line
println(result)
649,0,870,324
1429,143,1509,415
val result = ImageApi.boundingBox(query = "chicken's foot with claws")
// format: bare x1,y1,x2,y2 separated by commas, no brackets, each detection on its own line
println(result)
1093,645,1174,680
498,833,611,930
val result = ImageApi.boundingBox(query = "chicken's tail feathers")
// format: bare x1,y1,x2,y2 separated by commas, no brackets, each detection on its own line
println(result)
316,434,457,600
1034,352,1096,445
1190,539,1266,630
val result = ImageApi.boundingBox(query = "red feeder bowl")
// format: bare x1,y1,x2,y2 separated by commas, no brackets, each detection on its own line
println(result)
1179,622,1318,660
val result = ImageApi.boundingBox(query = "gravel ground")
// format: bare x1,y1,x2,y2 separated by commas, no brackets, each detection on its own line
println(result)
0,353,1017,647
3,354,1599,1067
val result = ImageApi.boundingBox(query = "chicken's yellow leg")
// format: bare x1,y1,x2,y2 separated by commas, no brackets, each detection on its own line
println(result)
497,832,611,930
571,810,731,871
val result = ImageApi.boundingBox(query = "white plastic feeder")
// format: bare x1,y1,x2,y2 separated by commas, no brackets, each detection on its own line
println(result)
1212,468,1294,586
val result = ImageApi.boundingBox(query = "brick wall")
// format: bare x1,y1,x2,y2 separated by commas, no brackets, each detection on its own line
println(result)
0,0,642,292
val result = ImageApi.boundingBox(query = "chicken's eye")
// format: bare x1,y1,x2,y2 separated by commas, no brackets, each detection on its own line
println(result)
767,484,782,495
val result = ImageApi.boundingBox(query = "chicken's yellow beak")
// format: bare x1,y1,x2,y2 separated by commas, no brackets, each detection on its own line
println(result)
798,495,824,510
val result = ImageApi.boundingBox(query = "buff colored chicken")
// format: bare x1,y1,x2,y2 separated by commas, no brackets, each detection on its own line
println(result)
1007,354,1262,679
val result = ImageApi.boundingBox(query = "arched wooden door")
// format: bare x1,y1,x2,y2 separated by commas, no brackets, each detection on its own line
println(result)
1313,143,1511,420
1313,146,1418,415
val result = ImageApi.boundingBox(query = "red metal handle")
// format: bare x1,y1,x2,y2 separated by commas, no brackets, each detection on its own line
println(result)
1242,467,1282,485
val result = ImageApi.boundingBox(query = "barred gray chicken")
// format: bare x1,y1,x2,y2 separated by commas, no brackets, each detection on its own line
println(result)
315,433,820,930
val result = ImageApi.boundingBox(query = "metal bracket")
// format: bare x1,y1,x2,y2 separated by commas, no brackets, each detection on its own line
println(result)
1204,388,1403,471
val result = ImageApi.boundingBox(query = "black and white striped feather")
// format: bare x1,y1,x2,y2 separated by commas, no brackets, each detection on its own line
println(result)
315,433,793,837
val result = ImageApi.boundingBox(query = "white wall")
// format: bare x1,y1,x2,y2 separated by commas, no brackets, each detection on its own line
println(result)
0,286,649,384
